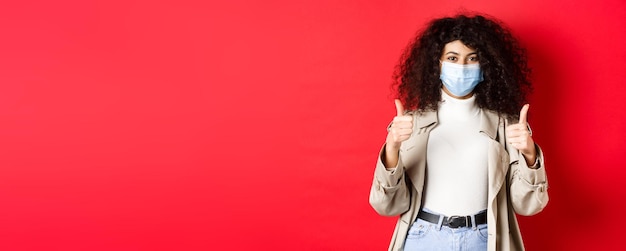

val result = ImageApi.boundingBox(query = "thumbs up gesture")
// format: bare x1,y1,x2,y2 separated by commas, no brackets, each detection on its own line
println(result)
386,99,414,150
506,104,537,164
383,99,414,168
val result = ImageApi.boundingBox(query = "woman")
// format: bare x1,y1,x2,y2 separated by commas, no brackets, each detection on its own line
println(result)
369,14,549,251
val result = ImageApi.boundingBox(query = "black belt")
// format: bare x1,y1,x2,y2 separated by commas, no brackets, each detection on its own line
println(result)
417,209,487,228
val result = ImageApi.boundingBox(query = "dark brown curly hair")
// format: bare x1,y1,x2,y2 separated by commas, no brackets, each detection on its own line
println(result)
394,14,532,119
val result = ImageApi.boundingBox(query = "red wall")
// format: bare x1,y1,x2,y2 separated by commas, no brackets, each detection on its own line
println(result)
1,0,625,250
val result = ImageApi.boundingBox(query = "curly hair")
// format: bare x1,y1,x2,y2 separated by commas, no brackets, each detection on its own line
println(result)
393,14,532,119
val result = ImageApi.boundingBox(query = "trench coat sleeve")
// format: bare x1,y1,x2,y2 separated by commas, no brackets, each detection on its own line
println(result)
369,144,411,217
509,143,549,216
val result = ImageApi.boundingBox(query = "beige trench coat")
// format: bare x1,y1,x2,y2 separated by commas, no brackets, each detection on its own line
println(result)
369,109,549,251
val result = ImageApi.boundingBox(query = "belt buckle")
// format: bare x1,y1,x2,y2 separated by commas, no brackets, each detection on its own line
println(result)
446,216,465,228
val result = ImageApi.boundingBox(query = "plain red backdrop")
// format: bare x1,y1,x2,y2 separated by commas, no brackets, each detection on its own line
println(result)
1,0,625,250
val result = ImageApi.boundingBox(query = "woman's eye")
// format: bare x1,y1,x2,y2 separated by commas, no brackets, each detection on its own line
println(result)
447,56,457,61
468,56,479,61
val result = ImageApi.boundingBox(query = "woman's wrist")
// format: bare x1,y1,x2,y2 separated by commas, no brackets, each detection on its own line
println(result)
522,153,536,166
521,146,538,168
383,142,400,169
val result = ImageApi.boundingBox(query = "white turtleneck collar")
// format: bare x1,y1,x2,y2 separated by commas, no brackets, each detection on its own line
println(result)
438,90,480,123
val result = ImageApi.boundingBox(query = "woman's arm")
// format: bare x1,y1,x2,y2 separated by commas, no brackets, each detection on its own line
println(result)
369,145,411,216
369,100,414,216
508,144,549,215
506,104,549,215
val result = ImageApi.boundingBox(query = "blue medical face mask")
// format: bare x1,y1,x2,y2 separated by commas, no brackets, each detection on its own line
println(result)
439,61,484,97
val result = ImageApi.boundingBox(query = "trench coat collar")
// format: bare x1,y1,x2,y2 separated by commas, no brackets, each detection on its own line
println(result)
413,110,437,129
479,109,500,140
416,108,509,216
413,108,500,138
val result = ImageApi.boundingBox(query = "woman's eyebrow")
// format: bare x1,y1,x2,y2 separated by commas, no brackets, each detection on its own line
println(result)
445,51,478,56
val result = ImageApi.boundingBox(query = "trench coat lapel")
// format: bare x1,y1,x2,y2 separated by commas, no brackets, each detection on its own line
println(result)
480,111,509,202
402,111,437,194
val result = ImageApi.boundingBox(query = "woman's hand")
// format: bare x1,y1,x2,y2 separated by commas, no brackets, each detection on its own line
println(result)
384,99,413,168
506,104,537,165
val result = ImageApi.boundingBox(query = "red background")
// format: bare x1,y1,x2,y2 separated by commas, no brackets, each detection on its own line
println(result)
1,0,625,250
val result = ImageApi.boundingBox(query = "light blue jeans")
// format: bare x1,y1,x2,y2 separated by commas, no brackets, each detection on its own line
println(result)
403,208,488,251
